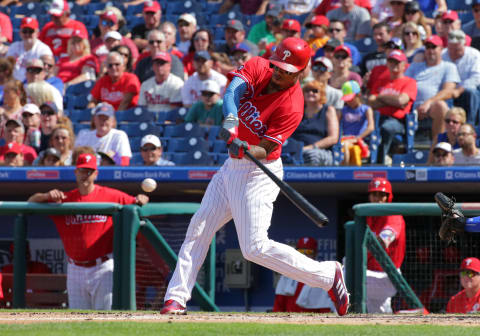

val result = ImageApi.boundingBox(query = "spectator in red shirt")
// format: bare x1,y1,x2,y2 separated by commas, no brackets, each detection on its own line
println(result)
329,45,362,89
89,52,141,111
439,10,472,47
1,142,24,166
183,29,215,77
367,50,417,164
0,119,37,165
0,12,12,44
57,29,98,89
39,0,88,59
447,257,480,313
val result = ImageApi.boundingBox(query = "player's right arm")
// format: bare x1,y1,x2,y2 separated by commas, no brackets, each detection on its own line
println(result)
28,189,66,203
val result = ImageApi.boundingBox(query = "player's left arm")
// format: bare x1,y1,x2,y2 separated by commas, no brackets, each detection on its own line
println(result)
135,194,149,206
248,139,279,160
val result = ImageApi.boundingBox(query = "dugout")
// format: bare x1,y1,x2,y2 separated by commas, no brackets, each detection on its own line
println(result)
0,166,479,312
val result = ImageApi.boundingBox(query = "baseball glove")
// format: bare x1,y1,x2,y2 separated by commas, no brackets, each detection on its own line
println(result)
435,192,466,243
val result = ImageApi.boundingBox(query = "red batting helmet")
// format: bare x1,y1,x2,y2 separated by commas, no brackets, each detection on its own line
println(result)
296,237,318,254
269,37,312,73
368,177,393,202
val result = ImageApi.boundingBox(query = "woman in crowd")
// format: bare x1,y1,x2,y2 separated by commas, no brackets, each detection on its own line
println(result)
111,45,133,73
397,0,431,40
56,30,98,88
183,29,215,76
401,22,425,63
25,81,63,115
292,80,339,166
0,57,14,105
0,79,26,134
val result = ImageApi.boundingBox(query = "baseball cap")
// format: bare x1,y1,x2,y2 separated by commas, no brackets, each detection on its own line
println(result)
104,31,122,41
152,51,171,62
233,42,251,53
4,142,22,155
282,19,301,32
334,45,352,57
39,101,59,114
44,147,61,160
226,19,244,31
306,15,330,28
448,30,466,44
405,0,420,12
141,134,161,148
100,10,118,24
194,50,211,61
296,237,318,251
48,0,69,16
5,119,25,132
424,35,443,46
71,29,87,40
98,150,116,165
178,13,197,26
324,38,341,49
384,37,403,50
313,56,333,72
26,58,44,69
76,153,97,170
201,80,220,94
21,103,40,115
21,17,38,30
387,50,407,62
433,142,452,153
143,0,161,13
341,80,361,101
461,257,480,273
93,102,115,117
442,10,459,21
266,4,281,17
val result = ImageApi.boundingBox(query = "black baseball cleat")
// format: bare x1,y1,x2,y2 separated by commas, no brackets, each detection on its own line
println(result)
328,261,350,316
160,299,187,315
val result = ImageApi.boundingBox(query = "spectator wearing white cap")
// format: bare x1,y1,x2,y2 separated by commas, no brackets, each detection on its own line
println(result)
21,103,42,151
75,102,132,166
181,51,227,108
311,56,344,113
431,142,454,166
38,0,88,58
185,80,224,126
7,17,53,83
176,14,197,56
134,30,186,83
140,134,174,166
131,1,163,53
138,51,184,113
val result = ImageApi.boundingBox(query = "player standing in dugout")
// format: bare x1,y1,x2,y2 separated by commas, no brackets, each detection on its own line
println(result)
160,37,349,316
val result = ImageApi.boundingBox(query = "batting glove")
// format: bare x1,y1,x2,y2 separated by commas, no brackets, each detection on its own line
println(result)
219,113,239,144
229,138,250,159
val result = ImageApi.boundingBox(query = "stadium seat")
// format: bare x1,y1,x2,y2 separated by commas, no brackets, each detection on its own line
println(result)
129,137,142,151
164,107,188,124
66,94,91,111
207,125,221,141
351,37,377,54
10,2,45,17
163,122,206,138
65,81,95,96
68,108,93,123
166,137,211,153
392,150,429,166
73,123,91,135
118,122,162,137
130,152,144,166
115,107,155,123
446,0,472,11
204,1,222,14
170,151,215,165
281,138,304,165
127,15,145,29
125,2,144,17
216,153,229,165
165,1,202,16
211,139,227,153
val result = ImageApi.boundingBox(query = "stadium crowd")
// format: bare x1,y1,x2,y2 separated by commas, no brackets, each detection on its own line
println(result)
0,0,480,167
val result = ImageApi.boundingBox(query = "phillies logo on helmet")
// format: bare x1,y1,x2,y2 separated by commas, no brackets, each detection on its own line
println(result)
466,259,473,266
282,50,292,61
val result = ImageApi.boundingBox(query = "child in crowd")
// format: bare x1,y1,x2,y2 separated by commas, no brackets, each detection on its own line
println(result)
338,80,374,166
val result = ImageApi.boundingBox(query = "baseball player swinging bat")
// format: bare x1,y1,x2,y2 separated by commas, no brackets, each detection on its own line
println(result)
244,150,329,227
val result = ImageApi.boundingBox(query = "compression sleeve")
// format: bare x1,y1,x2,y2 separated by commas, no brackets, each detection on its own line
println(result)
223,76,247,117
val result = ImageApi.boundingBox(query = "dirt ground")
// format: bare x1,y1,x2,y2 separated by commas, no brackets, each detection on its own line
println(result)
0,311,479,325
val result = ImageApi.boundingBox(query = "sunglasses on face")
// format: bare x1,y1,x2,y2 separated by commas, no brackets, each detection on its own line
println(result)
149,40,163,45
312,64,328,72
425,44,437,50
141,146,157,152
54,135,68,140
405,10,418,15
194,37,208,42
390,1,405,5
21,28,34,35
77,168,95,176
153,60,168,66
201,91,215,98
404,31,418,36
304,88,319,93
107,63,121,68
27,67,43,74
458,132,473,137
434,151,448,158
41,109,55,116
324,47,335,53
101,19,115,27
44,63,54,69
328,28,343,33
178,21,190,27
5,153,19,159
334,53,348,60
460,270,479,278
445,118,460,125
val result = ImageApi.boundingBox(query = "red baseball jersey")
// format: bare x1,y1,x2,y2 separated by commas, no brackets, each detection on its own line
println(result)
90,72,141,110
366,215,406,271
227,57,304,160
50,185,136,261
372,76,417,119
57,54,99,83
39,19,88,57
446,289,480,313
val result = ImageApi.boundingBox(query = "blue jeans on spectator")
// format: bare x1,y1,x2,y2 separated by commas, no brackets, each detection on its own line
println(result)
453,87,480,125
378,115,405,164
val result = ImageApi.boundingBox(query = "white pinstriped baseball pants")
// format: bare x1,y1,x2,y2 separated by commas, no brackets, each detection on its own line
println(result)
164,157,336,307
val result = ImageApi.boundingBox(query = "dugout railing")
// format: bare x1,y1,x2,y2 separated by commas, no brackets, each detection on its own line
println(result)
0,202,219,311
347,202,480,313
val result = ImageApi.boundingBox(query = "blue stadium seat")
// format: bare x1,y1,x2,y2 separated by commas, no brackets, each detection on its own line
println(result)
170,151,215,165
163,122,206,138
130,152,144,166
10,2,45,17
207,125,221,141
166,137,211,152
216,153,229,165
66,94,91,110
127,15,145,29
164,107,188,124
68,108,93,123
125,3,144,17
392,150,429,166
115,107,155,123
446,0,472,11
165,1,202,16
11,18,22,30
211,139,227,153
351,37,377,54
12,29,20,43
69,3,85,17
281,138,304,165
65,81,95,96
73,123,91,135
118,122,161,137
460,12,474,25
129,136,142,152
204,1,222,14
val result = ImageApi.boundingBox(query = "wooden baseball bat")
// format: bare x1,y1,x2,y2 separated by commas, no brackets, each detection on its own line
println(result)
244,150,329,227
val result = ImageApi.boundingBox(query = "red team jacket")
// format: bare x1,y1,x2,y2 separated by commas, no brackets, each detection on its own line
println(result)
366,215,406,271
273,282,332,313
227,57,305,160
446,289,480,313
50,185,136,261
